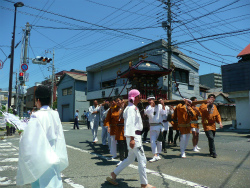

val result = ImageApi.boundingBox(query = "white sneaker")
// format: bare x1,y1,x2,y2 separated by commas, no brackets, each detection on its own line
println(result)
196,146,201,150
193,148,200,152
143,141,149,143
157,156,161,160
116,161,122,167
149,156,158,162
181,153,186,158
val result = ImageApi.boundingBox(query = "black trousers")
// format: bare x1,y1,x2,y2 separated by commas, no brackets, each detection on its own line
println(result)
174,130,180,144
168,127,173,143
205,130,216,154
74,118,79,129
117,140,128,161
162,130,168,150
87,120,90,129
142,127,149,142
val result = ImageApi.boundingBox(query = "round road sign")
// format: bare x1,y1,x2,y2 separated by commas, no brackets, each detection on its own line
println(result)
21,63,28,71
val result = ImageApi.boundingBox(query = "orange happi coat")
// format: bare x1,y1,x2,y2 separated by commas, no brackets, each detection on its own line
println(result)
172,107,179,131
104,107,125,140
175,103,196,134
190,106,200,129
199,103,221,131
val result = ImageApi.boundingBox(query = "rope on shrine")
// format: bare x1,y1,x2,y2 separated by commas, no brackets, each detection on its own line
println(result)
172,70,185,99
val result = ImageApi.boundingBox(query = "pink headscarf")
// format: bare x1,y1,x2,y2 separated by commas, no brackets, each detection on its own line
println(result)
128,89,140,103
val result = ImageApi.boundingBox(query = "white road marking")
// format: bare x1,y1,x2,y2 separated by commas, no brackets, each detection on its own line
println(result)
0,145,11,148
0,158,18,162
0,148,16,151
62,174,85,188
0,177,15,186
66,145,208,188
0,165,17,171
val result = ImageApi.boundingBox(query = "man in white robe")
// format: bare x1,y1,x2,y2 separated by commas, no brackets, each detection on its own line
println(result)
145,96,167,162
106,89,155,188
88,100,101,143
16,85,68,188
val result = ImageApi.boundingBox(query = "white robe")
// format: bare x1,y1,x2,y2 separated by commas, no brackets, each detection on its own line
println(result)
16,106,68,187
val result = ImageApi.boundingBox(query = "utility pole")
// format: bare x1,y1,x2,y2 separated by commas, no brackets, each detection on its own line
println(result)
15,71,18,109
167,0,172,100
20,22,30,117
51,49,55,108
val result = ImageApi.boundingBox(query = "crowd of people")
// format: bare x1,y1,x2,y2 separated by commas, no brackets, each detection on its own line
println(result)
85,93,223,162
84,90,223,187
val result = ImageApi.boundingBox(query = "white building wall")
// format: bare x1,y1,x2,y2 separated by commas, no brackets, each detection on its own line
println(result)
235,97,250,129
229,90,250,129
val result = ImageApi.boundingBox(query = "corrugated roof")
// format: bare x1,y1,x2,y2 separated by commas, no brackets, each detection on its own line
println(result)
57,72,87,86
67,73,87,81
237,43,250,57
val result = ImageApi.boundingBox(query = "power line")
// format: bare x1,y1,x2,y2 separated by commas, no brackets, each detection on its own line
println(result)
173,28,250,46
3,0,154,43
32,25,162,30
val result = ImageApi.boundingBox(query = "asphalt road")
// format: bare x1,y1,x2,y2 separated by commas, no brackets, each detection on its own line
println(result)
0,121,249,188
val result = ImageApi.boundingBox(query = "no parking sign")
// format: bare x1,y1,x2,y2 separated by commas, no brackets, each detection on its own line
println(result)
21,63,28,72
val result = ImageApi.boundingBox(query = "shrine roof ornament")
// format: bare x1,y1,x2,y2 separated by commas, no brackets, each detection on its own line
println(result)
118,60,173,78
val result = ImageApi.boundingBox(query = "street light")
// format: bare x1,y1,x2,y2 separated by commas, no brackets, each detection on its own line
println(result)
8,2,24,109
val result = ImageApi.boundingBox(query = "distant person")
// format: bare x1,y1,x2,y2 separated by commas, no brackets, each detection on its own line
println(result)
88,100,101,143
199,94,223,158
86,111,90,129
74,110,79,130
16,85,68,187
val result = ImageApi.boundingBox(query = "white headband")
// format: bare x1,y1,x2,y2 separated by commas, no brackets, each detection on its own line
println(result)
147,96,155,100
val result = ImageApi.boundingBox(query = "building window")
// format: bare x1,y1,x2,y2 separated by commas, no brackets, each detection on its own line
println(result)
62,87,72,96
101,79,116,89
173,68,189,84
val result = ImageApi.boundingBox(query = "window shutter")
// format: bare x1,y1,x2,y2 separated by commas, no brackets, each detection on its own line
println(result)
189,72,195,86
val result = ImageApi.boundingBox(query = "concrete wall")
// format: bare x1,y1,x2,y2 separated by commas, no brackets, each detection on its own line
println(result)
75,81,89,120
57,75,74,121
200,73,222,88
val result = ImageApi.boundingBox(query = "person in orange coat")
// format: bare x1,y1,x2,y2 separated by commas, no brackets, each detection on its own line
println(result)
175,99,196,158
199,94,223,158
104,98,118,159
115,96,128,166
171,106,180,146
190,97,201,152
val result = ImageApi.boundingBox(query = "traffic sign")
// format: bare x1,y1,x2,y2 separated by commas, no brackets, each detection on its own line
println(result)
21,63,28,71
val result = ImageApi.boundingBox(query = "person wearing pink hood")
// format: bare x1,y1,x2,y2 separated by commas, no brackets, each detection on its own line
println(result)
106,89,155,188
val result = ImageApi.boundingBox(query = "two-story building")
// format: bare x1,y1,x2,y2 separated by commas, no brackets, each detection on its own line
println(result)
86,39,201,102
57,70,89,122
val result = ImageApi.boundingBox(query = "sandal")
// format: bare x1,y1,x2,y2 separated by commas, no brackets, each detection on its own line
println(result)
106,177,118,185
142,184,156,188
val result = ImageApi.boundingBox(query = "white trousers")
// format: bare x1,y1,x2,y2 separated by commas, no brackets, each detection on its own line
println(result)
101,124,108,145
114,138,148,185
90,121,99,142
110,135,117,158
150,129,162,154
107,132,111,150
180,133,190,154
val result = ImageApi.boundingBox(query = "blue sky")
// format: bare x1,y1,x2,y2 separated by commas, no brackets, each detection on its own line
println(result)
0,0,250,89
